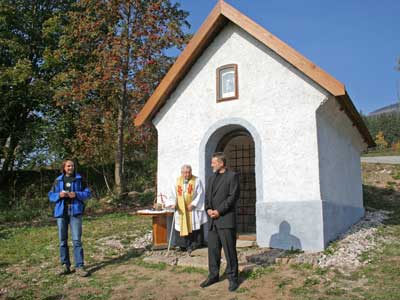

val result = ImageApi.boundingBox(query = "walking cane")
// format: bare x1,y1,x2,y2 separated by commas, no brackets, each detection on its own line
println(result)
166,207,176,256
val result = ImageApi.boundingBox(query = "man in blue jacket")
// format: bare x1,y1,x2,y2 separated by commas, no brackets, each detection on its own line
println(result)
48,159,91,277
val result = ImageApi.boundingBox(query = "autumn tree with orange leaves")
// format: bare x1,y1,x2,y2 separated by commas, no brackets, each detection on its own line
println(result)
53,0,190,197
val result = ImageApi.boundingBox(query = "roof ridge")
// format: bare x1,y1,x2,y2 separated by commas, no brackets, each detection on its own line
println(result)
134,1,374,147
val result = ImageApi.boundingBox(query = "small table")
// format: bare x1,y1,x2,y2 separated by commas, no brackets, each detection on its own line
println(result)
136,209,174,249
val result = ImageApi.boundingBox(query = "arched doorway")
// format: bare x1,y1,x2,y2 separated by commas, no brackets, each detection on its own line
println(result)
216,129,256,233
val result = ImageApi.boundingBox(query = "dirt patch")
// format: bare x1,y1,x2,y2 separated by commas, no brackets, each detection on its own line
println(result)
89,263,289,300
362,163,400,188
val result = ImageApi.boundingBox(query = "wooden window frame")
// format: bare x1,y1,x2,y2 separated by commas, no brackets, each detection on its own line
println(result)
216,64,239,102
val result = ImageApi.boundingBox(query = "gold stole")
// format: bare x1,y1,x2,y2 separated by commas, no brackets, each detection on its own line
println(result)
176,176,196,237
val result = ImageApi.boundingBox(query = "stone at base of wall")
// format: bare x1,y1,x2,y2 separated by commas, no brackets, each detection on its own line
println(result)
256,200,364,252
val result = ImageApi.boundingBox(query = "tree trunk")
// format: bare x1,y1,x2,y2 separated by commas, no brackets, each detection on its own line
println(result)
114,98,125,198
0,134,18,186
114,3,133,199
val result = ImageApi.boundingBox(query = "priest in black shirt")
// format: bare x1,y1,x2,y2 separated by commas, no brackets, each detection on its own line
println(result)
200,152,240,292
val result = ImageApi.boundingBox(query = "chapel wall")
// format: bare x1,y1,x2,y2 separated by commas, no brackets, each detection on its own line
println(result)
153,23,330,205
316,96,366,208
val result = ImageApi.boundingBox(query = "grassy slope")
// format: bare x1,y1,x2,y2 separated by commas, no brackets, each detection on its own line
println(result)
1,164,400,300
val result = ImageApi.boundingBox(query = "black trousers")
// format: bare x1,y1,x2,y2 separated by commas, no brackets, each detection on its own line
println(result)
207,226,238,281
174,227,204,250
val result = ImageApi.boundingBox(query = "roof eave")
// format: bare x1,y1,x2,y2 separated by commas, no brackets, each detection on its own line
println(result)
337,92,376,148
135,0,347,127
134,0,375,148
134,2,228,126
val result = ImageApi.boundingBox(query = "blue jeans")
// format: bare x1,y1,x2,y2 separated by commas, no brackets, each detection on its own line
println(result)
57,215,84,268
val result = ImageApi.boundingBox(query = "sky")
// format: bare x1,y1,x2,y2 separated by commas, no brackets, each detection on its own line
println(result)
174,0,400,114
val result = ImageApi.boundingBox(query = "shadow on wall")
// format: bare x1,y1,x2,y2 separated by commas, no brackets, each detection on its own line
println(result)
269,221,302,250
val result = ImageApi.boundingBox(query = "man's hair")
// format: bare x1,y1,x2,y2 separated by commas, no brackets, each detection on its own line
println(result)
61,159,75,175
212,152,226,166
181,164,192,172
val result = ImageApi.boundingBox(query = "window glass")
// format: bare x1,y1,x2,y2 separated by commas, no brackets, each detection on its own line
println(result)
220,67,235,98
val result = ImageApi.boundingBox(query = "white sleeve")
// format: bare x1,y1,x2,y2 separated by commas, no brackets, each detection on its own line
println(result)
191,179,205,209
165,182,177,207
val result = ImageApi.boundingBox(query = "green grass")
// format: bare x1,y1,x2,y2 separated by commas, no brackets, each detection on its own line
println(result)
284,248,304,257
303,277,320,287
287,165,400,299
79,293,111,300
0,194,53,224
325,287,346,296
1,164,400,300
134,259,167,270
0,225,55,265
0,212,151,299
0,213,151,267
243,265,275,280
314,267,328,276
276,278,293,290
280,164,400,300
236,287,250,293
290,263,314,271
171,265,208,275
323,241,339,256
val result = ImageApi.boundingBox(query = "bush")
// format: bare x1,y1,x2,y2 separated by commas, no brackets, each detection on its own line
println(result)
0,195,52,223
0,155,156,223
363,111,400,148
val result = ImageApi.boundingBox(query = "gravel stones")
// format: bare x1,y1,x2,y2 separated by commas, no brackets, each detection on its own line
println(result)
293,210,391,272
130,210,391,272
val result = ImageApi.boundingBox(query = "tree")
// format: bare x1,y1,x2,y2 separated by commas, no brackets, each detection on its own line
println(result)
364,112,400,148
392,140,400,153
375,131,388,150
54,0,190,197
0,0,75,184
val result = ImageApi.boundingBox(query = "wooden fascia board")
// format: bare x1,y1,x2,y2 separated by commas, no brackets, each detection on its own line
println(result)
135,1,347,126
134,2,226,126
337,93,375,147
220,0,374,147
135,0,373,148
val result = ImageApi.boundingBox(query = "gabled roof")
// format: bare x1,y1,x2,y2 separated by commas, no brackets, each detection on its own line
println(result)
135,0,374,147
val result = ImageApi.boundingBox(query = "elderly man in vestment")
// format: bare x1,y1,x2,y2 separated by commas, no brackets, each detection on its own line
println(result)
166,165,208,254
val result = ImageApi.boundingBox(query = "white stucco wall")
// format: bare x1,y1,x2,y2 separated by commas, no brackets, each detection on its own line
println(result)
316,96,366,207
154,22,329,205
316,96,367,245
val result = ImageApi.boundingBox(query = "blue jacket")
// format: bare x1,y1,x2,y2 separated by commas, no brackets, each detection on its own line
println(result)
48,173,91,218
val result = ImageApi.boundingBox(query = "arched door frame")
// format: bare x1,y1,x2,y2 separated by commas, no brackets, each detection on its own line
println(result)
198,118,264,232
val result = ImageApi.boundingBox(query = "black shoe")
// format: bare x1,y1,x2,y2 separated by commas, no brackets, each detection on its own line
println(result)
190,243,199,251
57,265,71,276
200,277,219,288
228,280,239,292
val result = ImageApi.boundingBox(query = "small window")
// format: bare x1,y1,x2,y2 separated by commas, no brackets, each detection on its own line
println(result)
216,64,238,102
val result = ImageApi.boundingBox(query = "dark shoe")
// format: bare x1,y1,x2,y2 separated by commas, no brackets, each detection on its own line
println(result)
57,265,71,276
187,247,192,256
200,277,219,288
75,267,90,277
190,243,199,251
228,280,239,292
176,247,187,252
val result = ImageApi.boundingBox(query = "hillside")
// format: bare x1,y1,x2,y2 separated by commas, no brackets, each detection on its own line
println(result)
369,102,400,116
